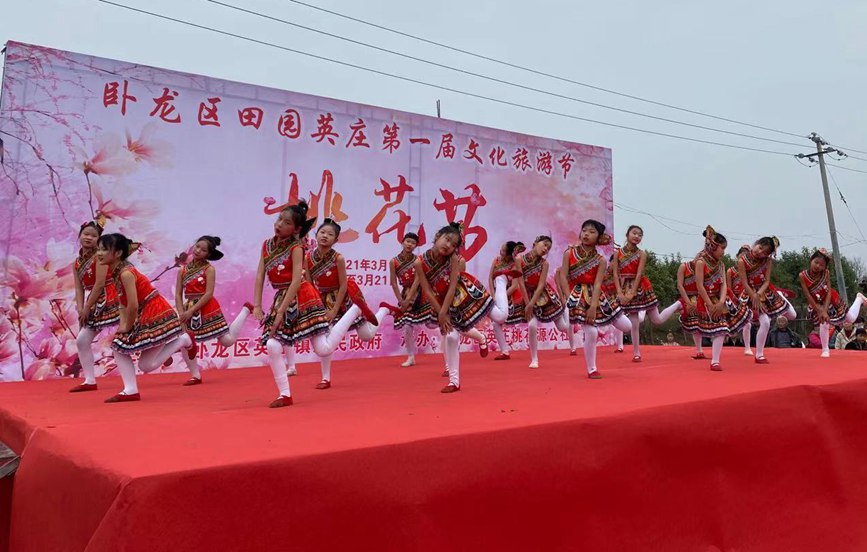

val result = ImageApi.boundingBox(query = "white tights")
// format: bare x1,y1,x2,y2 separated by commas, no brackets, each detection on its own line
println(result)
113,333,192,395
183,306,251,379
76,327,100,385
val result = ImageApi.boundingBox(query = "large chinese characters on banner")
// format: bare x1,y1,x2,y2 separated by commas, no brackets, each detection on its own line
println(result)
0,42,613,382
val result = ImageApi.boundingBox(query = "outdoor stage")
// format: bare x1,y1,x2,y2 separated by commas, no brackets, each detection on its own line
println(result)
3,346,867,551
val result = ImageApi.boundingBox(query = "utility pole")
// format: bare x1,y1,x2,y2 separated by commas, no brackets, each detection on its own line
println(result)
797,133,849,305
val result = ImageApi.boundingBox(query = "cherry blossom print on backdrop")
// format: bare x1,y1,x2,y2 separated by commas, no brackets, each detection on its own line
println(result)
0,42,613,382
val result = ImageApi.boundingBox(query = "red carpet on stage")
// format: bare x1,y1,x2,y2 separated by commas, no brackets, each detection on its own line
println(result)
3,346,867,551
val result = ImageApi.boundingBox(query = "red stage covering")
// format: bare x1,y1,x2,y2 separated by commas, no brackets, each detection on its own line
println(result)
3,346,867,551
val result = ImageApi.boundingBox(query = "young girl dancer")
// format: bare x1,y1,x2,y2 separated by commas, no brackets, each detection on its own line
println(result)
677,258,705,358
554,266,578,355
490,241,527,360
173,236,254,385
510,235,565,368
560,219,633,379
612,225,681,362
98,233,194,402
415,222,510,392
388,233,431,367
253,202,365,407
736,237,797,364
692,226,751,371
799,249,866,358
306,218,384,389
726,245,753,356
70,218,120,392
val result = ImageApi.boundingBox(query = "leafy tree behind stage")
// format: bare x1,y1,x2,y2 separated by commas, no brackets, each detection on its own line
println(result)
638,248,866,345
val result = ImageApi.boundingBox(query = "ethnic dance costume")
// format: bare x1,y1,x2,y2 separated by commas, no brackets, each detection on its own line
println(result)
180,260,229,341
105,261,192,402
565,245,622,326
262,237,330,346
739,251,790,319
421,250,494,333
75,249,119,330
614,246,659,314
689,251,751,338
509,252,564,323
391,251,433,329
800,269,849,327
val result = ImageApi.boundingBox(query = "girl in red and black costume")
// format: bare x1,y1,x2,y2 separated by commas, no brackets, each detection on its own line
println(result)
387,233,432,367
509,235,566,368
415,222,510,392
677,257,705,358
726,245,753,356
490,241,527,361
690,226,752,371
559,219,632,379
306,218,384,390
799,249,866,358
601,253,624,353
612,225,682,362
98,233,194,402
173,236,254,386
253,202,364,407
736,237,798,364
70,217,120,393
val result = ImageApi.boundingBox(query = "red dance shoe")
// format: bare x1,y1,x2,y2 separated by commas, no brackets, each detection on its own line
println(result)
185,331,198,360
379,302,402,317
632,355,642,363
588,370,603,379
479,340,489,358
691,352,706,360
183,377,202,386
104,392,141,403
569,349,577,356
614,348,624,353
69,383,98,393
710,363,723,371
440,383,461,393
441,369,450,377
244,301,256,313
268,395,294,408
316,380,331,390
754,357,769,365
163,357,174,367
494,353,511,361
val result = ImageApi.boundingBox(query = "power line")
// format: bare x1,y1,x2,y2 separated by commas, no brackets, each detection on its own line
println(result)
283,0,808,141
826,163,867,175
95,1,801,157
826,166,867,243
204,0,808,149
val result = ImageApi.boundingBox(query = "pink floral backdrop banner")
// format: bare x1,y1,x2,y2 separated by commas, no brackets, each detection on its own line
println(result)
0,41,613,382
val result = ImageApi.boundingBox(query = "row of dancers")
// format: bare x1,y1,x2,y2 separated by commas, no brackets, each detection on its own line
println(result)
68,207,865,406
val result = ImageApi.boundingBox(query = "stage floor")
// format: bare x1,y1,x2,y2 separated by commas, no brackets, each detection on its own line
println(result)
3,346,867,551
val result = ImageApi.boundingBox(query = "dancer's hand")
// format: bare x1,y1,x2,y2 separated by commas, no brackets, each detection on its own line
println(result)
325,308,338,324
524,304,534,320
179,310,193,324
750,292,760,312
118,321,132,334
78,310,88,328
617,292,628,304
438,310,452,334
269,308,285,337
711,302,727,319
253,306,264,322
399,298,412,311
686,302,697,315
585,305,597,323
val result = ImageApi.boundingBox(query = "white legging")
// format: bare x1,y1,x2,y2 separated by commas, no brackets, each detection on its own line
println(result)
555,309,577,352
581,314,632,374
267,304,362,397
355,307,389,342
818,294,866,354
76,327,100,385
183,306,252,378
443,330,461,387
403,325,417,357
488,276,510,324
113,333,192,395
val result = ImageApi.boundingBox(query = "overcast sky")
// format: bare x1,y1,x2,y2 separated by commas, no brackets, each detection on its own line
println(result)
3,0,866,261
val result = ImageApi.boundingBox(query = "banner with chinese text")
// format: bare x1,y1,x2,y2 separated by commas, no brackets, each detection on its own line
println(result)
0,42,613,381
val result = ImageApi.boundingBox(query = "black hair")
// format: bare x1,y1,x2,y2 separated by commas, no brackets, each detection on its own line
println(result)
856,328,866,337
281,200,316,239
534,235,552,245
197,235,224,261
404,232,420,243
810,250,831,264
737,245,751,257
582,219,606,237
626,225,643,236
434,222,463,249
702,227,727,247
503,241,520,258
99,233,134,260
79,221,104,237
755,236,777,254
317,218,342,239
